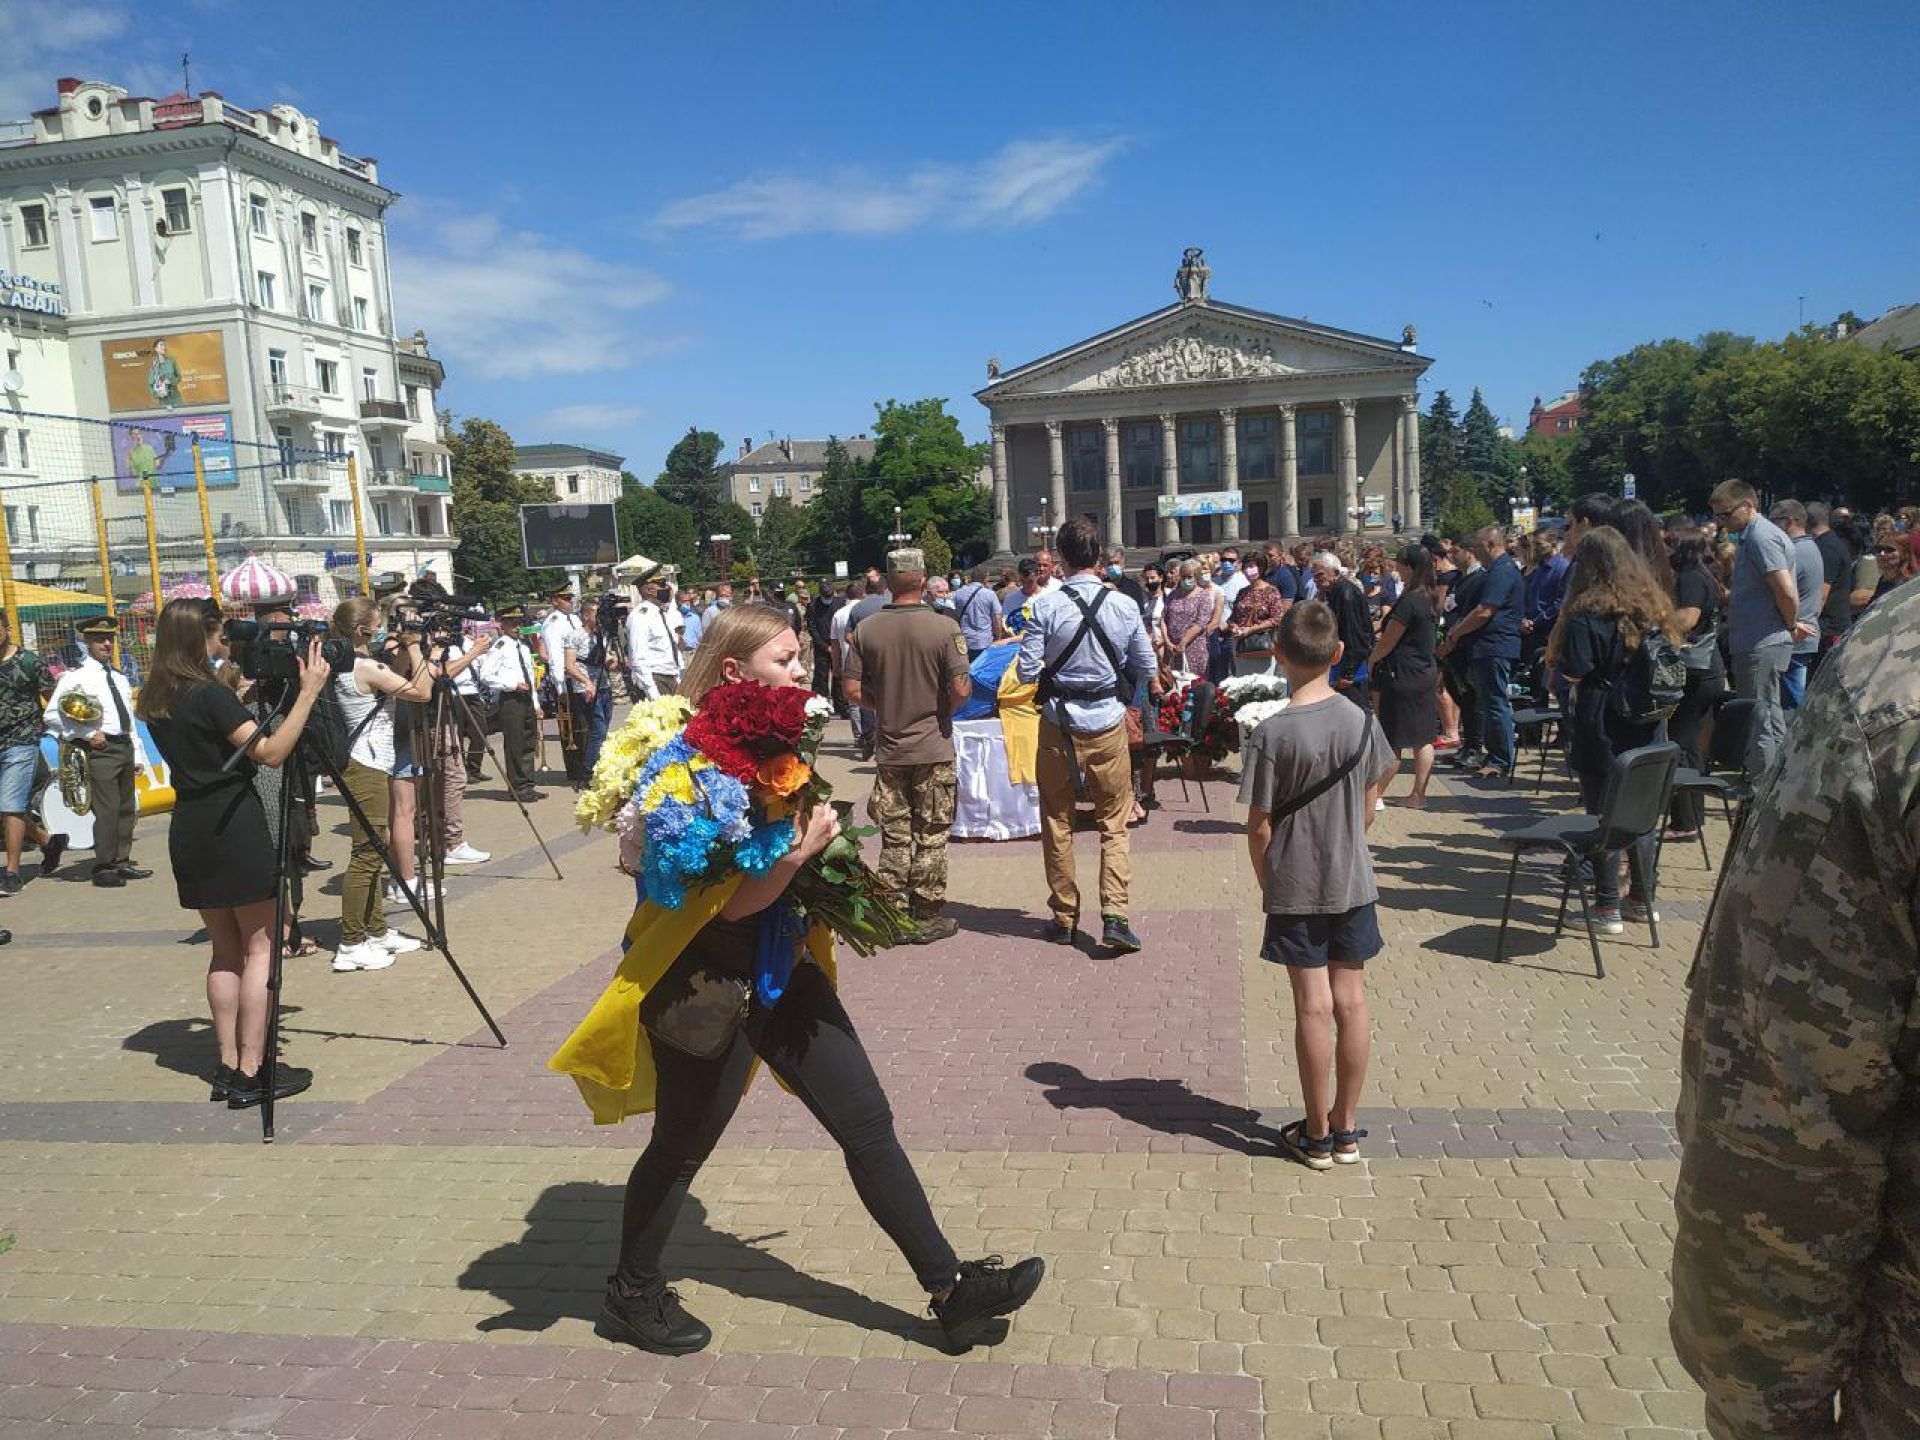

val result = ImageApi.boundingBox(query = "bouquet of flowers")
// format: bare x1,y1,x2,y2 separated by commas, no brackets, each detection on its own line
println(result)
1155,673,1290,761
580,684,914,958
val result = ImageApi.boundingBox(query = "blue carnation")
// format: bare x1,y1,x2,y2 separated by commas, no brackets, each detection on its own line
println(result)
734,817,794,874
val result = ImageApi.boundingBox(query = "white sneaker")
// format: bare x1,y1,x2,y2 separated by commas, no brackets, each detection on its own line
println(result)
444,843,490,865
332,940,396,972
1374,798,1386,812
386,878,438,905
373,930,424,955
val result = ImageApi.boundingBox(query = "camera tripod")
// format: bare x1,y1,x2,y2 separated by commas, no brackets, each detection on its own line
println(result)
231,683,507,1144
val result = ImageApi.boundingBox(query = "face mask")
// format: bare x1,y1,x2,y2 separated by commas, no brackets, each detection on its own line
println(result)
1178,578,1196,593
1145,578,1162,590
1105,564,1123,579
371,628,388,647
1244,569,1261,583
1214,565,1233,582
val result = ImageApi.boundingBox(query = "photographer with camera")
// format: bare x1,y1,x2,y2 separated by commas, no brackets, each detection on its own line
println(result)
137,598,332,1108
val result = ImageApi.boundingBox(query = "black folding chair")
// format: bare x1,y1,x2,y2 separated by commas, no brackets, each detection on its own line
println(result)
1494,743,1681,979
1663,698,1757,870
1509,701,1562,791
1140,680,1217,812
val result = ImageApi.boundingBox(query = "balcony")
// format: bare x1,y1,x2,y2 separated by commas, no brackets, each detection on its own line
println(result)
363,468,414,495
409,472,452,494
359,398,410,434
265,384,324,419
272,462,334,493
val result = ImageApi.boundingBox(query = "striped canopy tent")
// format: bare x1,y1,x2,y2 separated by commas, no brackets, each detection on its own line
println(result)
219,554,297,608
126,578,212,613
9,580,112,617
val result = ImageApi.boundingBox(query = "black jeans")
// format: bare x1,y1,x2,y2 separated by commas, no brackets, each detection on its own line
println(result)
618,962,959,1294
1667,664,1726,831
1576,767,1656,908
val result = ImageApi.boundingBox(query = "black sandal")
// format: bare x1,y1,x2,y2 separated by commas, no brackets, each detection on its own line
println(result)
1328,1125,1369,1165
1277,1118,1335,1171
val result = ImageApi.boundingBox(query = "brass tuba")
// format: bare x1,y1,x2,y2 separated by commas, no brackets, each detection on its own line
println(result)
57,691,103,816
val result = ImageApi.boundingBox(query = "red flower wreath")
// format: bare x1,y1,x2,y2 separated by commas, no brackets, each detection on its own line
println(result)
684,681,813,785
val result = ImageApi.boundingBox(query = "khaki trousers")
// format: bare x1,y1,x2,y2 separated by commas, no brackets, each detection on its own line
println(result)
340,759,391,946
86,736,138,870
1036,719,1132,925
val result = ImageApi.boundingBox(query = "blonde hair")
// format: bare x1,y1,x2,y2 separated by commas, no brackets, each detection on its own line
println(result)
331,596,379,647
679,602,793,706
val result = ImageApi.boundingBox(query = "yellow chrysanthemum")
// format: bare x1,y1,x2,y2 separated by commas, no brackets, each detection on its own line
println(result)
574,696,693,831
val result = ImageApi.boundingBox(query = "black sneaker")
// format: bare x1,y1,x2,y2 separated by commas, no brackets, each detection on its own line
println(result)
1101,916,1143,954
931,1256,1046,1349
91,869,126,889
0,871,20,898
1044,917,1077,945
39,834,66,875
595,1275,711,1355
908,915,959,945
209,1064,238,1102
225,1064,314,1110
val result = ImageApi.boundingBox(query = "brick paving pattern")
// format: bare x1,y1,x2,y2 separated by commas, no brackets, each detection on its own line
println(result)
0,733,1718,1437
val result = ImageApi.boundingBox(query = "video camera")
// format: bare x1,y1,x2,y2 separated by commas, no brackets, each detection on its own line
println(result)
224,618,357,683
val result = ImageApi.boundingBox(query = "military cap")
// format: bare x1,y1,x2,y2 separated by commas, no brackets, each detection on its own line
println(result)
547,583,575,600
75,612,120,638
495,602,526,622
886,548,927,575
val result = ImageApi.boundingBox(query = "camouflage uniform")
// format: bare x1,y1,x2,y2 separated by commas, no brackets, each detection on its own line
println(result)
1671,579,1920,1439
868,762,956,918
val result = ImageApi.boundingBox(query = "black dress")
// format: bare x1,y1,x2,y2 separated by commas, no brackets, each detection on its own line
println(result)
1376,589,1440,751
145,681,275,909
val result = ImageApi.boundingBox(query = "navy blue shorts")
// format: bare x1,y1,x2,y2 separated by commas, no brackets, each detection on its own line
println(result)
1260,903,1383,969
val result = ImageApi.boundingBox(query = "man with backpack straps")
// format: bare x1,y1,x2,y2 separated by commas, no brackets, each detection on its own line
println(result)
1015,518,1161,955
949,564,1006,663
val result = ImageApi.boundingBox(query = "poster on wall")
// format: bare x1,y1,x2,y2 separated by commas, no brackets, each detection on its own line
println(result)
100,330,230,412
111,413,237,494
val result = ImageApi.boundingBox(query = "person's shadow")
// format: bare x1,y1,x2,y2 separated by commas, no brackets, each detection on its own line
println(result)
1025,1062,1283,1155
460,1182,1000,1349
123,1007,306,1084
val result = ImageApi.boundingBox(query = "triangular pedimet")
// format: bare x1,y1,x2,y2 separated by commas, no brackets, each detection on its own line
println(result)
980,304,1419,402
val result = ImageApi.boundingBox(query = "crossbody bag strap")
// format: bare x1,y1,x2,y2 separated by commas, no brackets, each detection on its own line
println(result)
1269,733,1368,825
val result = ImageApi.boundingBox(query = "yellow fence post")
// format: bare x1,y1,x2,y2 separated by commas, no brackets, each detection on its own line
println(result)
90,477,119,663
348,455,371,597
142,485,164,617
0,485,17,642
190,440,220,594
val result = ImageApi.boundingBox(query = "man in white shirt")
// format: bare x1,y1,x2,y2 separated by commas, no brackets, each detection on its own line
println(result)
624,573,686,699
475,605,544,800
1216,547,1251,612
44,613,150,888
539,585,593,787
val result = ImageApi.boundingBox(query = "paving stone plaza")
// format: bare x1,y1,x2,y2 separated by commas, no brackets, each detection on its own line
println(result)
0,731,1714,1438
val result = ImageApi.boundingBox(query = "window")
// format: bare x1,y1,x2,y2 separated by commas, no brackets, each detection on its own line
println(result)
256,270,277,309
15,430,25,470
352,296,369,330
1556,416,1572,433
1068,425,1103,492
1178,419,1219,491
314,359,338,394
1122,422,1159,489
748,475,761,492
361,367,378,401
404,385,420,421
295,575,321,603
1248,500,1271,540
0,431,8,466
161,187,191,233
249,194,270,236
1237,415,1276,482
87,194,118,242
561,475,578,495
322,430,347,461
773,476,787,496
1307,496,1326,528
19,203,48,249
267,349,288,388
799,473,811,491
346,227,363,265
300,212,319,251
1297,411,1335,475
274,425,295,477
367,437,386,470
751,501,763,518
307,282,327,321
373,502,392,536
328,500,352,533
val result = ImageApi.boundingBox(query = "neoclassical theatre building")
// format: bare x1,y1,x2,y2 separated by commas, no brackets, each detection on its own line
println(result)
977,250,1431,552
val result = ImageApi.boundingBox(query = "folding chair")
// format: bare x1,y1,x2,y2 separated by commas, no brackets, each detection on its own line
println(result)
1494,743,1681,979
1663,698,1757,870
1509,701,1562,791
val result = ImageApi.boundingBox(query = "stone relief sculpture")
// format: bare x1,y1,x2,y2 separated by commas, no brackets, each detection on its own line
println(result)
1096,324,1289,389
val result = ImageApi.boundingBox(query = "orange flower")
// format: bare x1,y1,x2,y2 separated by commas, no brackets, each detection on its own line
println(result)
757,753,812,798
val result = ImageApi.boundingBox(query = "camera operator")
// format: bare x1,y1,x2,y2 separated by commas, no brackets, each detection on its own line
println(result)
137,598,331,1108
473,604,544,800
422,611,497,869
445,623,489,786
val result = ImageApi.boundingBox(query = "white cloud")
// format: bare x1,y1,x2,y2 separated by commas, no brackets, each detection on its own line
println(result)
391,209,673,381
0,3,167,117
538,402,645,435
653,136,1124,241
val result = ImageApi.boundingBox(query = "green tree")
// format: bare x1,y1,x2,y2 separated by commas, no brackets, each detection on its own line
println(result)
1514,431,1577,512
1569,332,1756,511
1420,391,1462,530
797,437,870,570
752,494,804,579
1436,474,1498,537
918,519,953,578
613,470,698,576
447,416,558,602
1460,387,1518,511
866,398,991,562
655,427,726,536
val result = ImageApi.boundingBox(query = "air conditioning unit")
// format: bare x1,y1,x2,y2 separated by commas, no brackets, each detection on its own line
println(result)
0,372,24,396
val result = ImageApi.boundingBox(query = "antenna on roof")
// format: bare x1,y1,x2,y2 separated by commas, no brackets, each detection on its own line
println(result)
181,51,193,93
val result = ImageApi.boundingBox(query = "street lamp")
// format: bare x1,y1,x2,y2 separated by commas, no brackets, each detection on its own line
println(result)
1032,494,1053,546
887,505,911,549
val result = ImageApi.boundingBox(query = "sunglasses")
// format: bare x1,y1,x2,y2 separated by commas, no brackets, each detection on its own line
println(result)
1874,545,1901,555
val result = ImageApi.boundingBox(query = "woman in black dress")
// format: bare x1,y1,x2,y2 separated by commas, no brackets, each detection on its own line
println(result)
136,598,330,1108
1368,544,1440,808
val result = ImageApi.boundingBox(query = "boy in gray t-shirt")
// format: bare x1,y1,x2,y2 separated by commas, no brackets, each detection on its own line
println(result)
1238,600,1395,1171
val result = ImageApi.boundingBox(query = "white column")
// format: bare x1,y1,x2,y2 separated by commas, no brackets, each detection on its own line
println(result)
1401,394,1423,531
1158,413,1180,545
1337,398,1359,535
1044,419,1066,532
1219,408,1241,542
125,178,158,308
1102,417,1123,550
990,422,1011,555
54,186,89,314
1277,403,1298,539
198,163,241,304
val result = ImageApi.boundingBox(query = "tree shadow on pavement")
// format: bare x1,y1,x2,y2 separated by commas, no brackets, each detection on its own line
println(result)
461,1182,961,1347
1025,1062,1283,1156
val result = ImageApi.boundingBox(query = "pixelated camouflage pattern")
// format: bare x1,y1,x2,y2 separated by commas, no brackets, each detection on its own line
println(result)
1671,579,1920,1439
868,761,956,916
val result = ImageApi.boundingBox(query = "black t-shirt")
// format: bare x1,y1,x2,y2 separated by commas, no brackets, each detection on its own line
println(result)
1558,612,1659,767
1673,566,1720,645
1383,589,1436,680
1814,531,1852,637
145,681,254,801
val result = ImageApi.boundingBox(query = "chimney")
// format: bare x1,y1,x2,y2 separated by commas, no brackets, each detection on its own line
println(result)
739,437,750,460
58,78,84,95
780,437,792,461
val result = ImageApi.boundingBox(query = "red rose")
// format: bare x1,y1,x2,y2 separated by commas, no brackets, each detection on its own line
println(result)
686,682,813,784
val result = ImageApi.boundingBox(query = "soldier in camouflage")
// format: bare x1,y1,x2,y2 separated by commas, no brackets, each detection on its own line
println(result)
1671,578,1920,1438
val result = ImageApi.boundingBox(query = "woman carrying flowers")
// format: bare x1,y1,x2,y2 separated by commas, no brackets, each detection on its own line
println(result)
552,604,1043,1356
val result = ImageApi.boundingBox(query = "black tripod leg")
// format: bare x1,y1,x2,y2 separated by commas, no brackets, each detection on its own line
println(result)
260,755,299,1143
446,685,562,881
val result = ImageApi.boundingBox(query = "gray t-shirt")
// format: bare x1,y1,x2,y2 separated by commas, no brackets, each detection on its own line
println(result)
1790,534,1823,656
1727,514,1797,653
1237,696,1395,915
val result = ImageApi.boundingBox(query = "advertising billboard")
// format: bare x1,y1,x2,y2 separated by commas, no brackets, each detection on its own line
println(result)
1157,489,1246,519
112,413,237,494
100,330,229,413
519,503,620,569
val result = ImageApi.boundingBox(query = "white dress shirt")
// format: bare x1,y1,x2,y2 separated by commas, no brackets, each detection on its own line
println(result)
625,602,684,696
539,611,587,694
474,636,543,711
45,654,147,764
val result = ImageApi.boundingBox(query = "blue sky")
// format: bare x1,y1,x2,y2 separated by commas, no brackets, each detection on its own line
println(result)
9,1,1915,475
